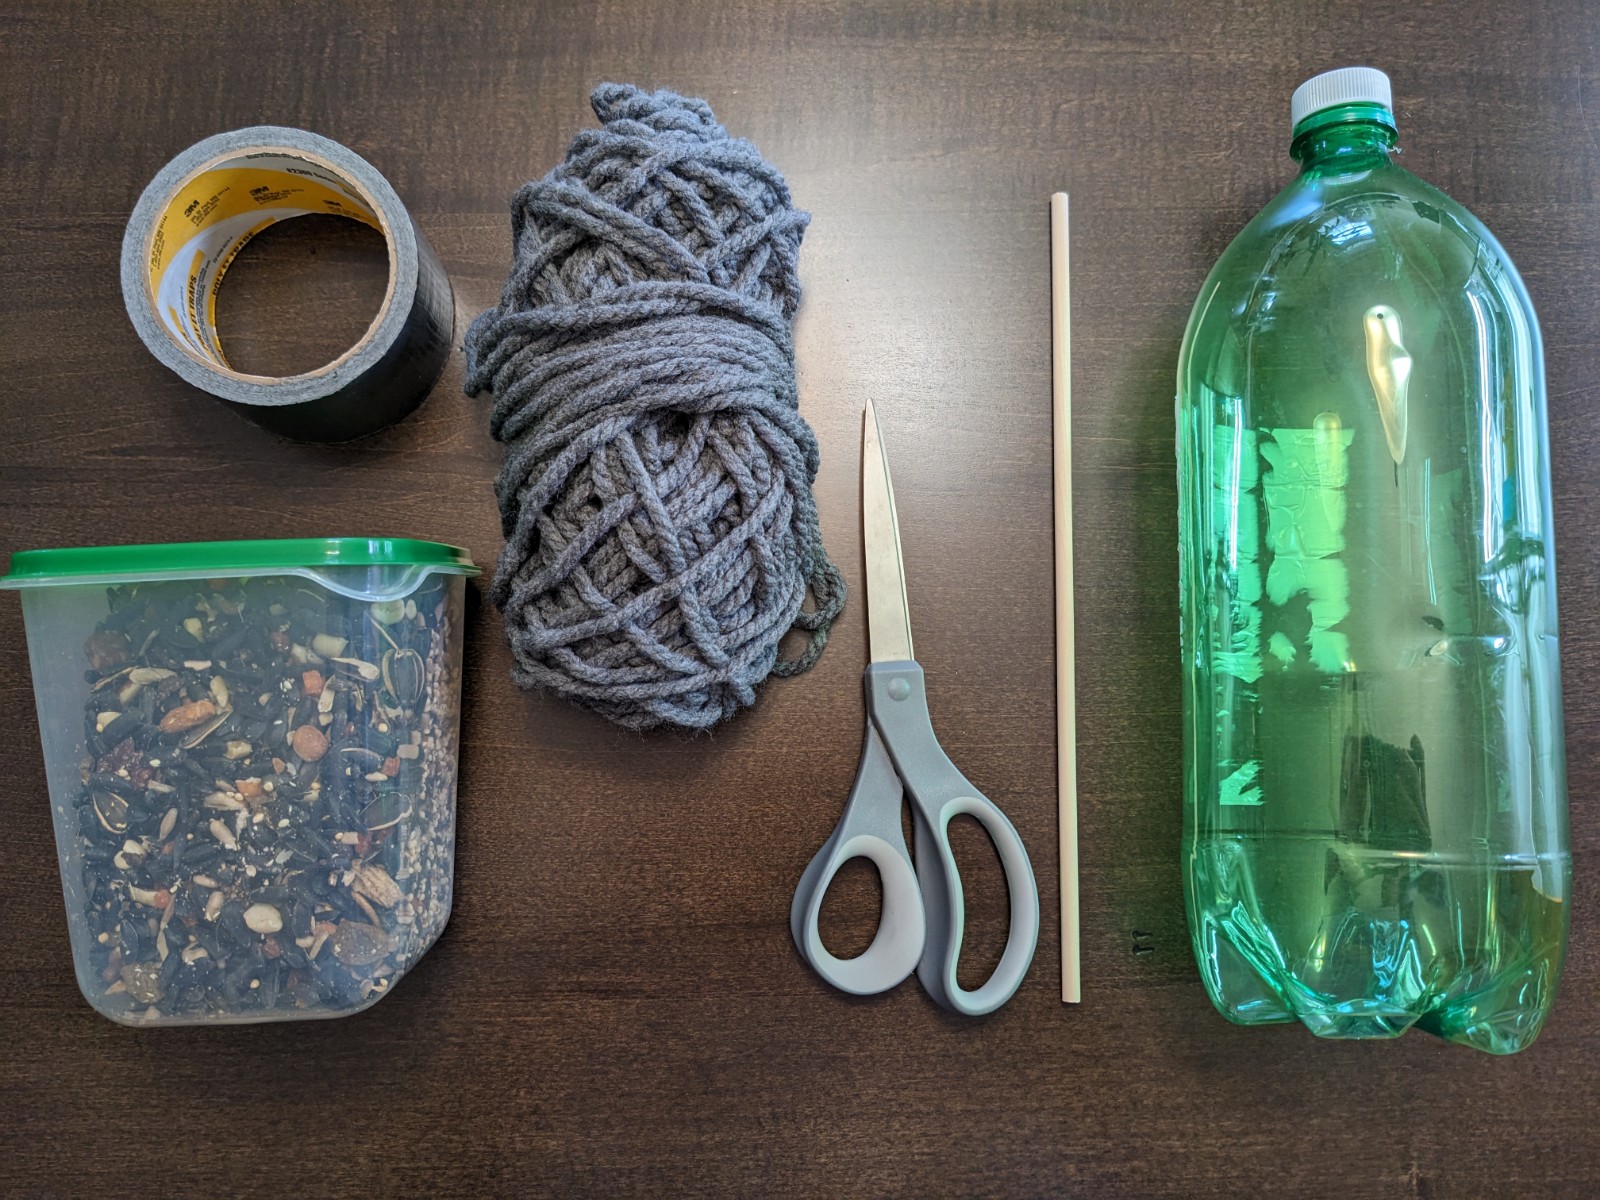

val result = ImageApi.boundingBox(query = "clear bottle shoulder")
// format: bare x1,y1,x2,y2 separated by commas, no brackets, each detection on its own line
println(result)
1178,157,1541,403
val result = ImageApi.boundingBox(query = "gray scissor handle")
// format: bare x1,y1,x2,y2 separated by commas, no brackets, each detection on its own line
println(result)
791,720,927,994
867,661,1040,1017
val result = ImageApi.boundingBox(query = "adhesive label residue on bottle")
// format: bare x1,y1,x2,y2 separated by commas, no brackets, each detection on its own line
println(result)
1210,422,1262,685
1208,415,1355,806
1262,415,1354,673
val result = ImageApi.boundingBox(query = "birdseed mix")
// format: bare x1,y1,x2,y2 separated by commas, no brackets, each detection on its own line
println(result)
67,573,463,1023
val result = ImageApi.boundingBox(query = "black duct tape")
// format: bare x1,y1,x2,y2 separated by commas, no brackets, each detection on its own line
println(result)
119,127,453,442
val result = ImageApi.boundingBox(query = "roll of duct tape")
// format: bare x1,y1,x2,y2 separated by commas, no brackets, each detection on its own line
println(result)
120,126,453,442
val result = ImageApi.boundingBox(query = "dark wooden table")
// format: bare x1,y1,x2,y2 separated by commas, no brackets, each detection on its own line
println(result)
3,3,1596,1195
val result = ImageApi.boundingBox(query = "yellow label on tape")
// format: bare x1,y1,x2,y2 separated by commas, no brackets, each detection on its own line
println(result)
145,152,383,369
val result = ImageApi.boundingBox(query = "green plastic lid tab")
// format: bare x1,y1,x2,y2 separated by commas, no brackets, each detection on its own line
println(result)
0,537,479,588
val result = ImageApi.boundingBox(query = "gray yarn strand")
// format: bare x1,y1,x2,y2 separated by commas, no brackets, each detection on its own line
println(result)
465,84,845,731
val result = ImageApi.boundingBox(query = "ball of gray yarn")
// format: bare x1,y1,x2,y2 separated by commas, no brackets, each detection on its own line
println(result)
465,83,845,731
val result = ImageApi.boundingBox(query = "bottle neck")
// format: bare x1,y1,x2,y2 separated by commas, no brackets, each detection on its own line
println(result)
1291,108,1397,172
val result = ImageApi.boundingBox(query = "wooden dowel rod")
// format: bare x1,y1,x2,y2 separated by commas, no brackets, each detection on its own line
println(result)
1050,192,1081,1004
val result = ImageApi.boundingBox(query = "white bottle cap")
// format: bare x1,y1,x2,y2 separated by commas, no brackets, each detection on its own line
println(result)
1291,67,1393,133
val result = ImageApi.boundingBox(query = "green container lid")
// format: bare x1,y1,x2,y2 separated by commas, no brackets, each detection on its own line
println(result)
0,537,479,588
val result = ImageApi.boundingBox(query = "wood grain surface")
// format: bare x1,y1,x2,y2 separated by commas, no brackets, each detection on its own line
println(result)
2,2,1598,1196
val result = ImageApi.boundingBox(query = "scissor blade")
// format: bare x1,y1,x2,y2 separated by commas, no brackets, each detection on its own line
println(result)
863,400,915,664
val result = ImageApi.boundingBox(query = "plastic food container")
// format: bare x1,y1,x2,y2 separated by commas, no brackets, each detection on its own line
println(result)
0,538,477,1025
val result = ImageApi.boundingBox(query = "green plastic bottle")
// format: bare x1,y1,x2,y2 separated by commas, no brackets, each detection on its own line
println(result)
1176,68,1568,1053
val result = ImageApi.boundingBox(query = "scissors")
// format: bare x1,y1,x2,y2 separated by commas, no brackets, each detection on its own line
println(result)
790,401,1040,1016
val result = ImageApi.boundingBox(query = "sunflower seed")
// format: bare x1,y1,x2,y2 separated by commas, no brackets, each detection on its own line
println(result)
92,665,135,692
332,657,381,683
92,789,130,834
381,649,424,706
209,819,238,850
179,711,230,749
